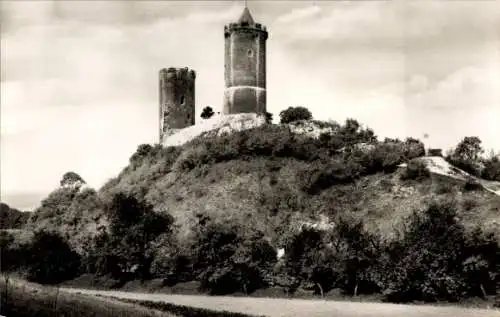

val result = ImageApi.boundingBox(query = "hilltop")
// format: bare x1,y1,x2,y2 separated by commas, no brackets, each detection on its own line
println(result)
4,112,500,305
25,114,500,245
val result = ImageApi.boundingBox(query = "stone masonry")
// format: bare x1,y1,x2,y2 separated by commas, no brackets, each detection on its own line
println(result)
223,7,268,115
159,67,196,144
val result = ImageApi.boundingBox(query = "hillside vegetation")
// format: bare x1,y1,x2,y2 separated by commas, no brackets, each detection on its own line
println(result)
2,109,500,305
0,202,30,229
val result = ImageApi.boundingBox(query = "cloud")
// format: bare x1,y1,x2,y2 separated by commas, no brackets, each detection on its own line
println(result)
274,5,321,24
408,67,500,110
0,3,244,196
273,1,500,46
404,66,500,151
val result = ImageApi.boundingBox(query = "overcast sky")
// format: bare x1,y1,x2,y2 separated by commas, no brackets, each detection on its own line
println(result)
1,0,499,210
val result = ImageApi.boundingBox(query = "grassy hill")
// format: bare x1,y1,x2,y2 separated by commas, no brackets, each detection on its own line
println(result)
6,116,500,305
96,119,499,244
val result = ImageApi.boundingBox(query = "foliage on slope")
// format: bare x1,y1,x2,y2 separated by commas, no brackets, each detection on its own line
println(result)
7,115,500,304
0,202,30,229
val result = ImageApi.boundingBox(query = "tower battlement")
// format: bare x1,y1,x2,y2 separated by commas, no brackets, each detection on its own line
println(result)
160,67,196,81
224,23,268,38
159,67,196,144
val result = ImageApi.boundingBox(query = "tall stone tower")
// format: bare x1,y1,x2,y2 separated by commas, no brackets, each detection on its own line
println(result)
159,67,196,143
223,6,268,115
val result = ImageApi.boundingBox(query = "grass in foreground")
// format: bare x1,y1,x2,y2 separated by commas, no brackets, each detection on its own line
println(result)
0,276,174,317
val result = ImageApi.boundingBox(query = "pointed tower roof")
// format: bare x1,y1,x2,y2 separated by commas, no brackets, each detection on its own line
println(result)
238,6,255,24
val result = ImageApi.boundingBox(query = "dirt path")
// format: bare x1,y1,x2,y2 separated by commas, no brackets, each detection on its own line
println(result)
61,287,500,317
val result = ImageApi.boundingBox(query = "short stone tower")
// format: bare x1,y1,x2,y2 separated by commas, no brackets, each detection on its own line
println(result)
223,6,268,115
159,67,196,143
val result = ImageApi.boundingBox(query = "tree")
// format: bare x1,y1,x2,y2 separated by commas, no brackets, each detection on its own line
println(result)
96,192,174,281
403,137,426,160
201,106,215,119
193,220,276,295
283,227,334,296
0,203,30,229
60,171,85,188
481,153,500,181
279,106,312,124
447,137,484,176
265,112,273,124
25,231,81,284
454,137,484,162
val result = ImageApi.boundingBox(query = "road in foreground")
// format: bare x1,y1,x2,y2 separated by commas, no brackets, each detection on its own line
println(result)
62,287,500,317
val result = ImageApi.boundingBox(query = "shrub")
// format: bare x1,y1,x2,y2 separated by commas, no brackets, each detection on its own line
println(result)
446,137,484,177
201,106,215,119
402,138,426,160
462,198,477,211
481,155,500,181
0,231,27,272
299,159,363,195
30,187,79,223
193,220,276,295
25,231,81,284
428,148,443,157
84,192,175,281
0,203,30,229
400,159,430,181
381,200,500,303
60,171,86,188
381,201,467,302
435,182,455,195
463,177,482,192
279,106,312,124
282,227,335,296
358,143,404,174
329,218,381,296
265,112,273,124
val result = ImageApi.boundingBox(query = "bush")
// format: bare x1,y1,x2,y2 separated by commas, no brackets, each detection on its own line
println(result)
357,143,404,174
25,231,81,284
193,220,276,295
201,106,215,119
0,231,27,272
380,200,500,303
83,192,175,282
481,155,500,181
299,160,363,195
435,182,456,195
446,137,484,177
0,203,30,229
400,159,430,181
402,138,426,160
428,149,443,157
279,106,312,124
463,177,482,192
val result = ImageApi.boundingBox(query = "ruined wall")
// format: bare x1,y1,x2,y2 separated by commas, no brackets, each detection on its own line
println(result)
223,22,268,115
159,67,196,143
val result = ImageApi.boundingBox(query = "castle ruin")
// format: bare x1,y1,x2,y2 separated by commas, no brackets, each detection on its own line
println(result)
159,5,268,143
159,67,196,144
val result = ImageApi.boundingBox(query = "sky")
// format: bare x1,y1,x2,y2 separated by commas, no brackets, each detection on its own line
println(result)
1,0,500,210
